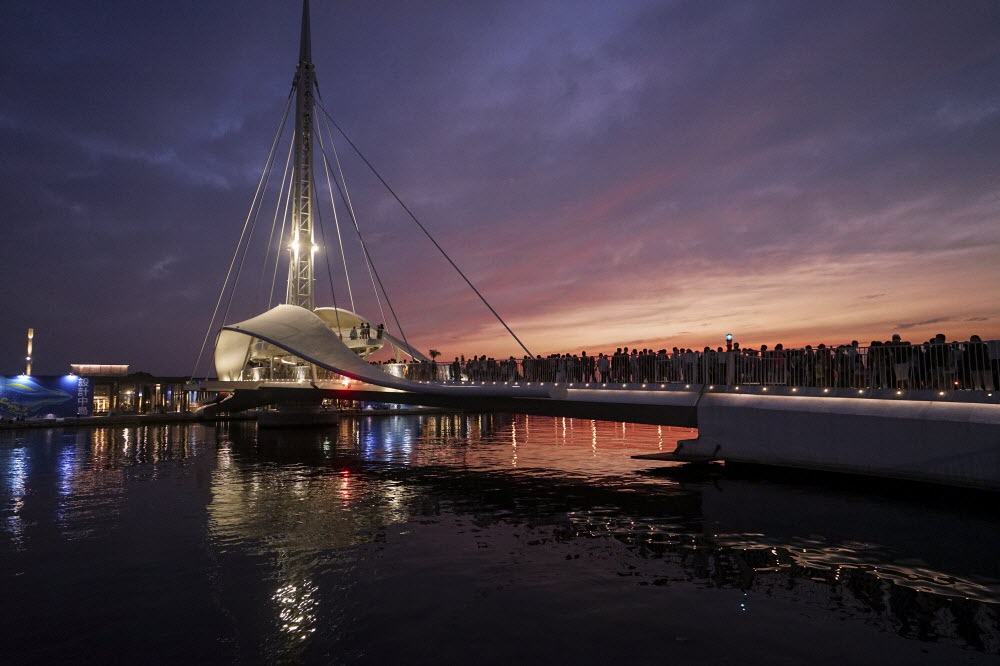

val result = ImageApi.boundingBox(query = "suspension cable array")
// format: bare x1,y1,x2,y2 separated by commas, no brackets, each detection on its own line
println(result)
315,110,387,332
256,136,295,313
192,61,534,381
313,97,534,358
190,91,294,381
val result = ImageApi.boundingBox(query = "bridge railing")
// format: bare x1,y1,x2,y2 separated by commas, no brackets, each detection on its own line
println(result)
372,340,999,392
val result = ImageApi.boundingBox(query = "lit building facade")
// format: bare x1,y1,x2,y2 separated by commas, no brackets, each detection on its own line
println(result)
71,364,197,415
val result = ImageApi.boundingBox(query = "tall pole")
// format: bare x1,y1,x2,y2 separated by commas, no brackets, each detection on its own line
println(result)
286,0,316,310
25,328,33,376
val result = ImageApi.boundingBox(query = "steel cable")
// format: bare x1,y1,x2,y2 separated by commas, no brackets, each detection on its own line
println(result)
190,90,294,380
313,97,532,358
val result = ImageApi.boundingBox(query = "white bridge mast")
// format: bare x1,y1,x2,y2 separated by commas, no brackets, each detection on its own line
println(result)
286,0,316,311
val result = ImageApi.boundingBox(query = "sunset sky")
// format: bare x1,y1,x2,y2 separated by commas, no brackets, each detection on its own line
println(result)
2,0,999,375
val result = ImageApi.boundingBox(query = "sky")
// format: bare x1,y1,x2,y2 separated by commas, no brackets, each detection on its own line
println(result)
2,0,999,376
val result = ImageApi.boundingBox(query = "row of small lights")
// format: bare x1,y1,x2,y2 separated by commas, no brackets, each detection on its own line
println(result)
412,379,991,398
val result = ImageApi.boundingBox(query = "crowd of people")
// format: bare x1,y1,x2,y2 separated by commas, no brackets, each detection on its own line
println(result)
374,334,1000,392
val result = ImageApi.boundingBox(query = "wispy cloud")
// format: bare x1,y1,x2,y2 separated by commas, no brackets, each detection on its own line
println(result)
146,255,178,280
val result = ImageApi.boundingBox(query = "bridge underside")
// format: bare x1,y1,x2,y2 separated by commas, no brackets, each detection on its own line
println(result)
199,382,1000,490
206,385,699,428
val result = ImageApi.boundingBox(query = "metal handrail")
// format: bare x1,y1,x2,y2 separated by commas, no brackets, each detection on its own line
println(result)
368,340,1000,393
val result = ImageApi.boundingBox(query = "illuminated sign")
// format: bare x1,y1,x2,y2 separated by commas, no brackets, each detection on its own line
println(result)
0,375,93,419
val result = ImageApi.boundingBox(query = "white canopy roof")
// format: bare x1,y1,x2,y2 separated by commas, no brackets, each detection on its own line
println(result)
214,304,562,398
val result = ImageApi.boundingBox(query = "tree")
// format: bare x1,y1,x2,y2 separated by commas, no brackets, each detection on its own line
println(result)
428,349,441,361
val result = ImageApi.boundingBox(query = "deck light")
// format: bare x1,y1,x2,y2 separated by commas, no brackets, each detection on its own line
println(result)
685,384,690,389
622,384,627,388
660,384,665,388
642,384,647,388
709,385,714,390
763,387,768,391
858,390,863,394
896,390,902,395
585,383,590,387
735,386,739,390
939,391,945,396
823,388,829,393
791,388,797,392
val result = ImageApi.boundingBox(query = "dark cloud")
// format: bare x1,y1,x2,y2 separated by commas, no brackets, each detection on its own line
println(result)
896,318,951,331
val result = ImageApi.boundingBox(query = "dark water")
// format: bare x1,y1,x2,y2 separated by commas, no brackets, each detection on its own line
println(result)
1,414,998,665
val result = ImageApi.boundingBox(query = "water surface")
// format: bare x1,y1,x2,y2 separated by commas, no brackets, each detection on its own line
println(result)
2,414,998,664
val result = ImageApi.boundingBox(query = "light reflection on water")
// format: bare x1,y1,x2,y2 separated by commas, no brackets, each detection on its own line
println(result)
0,415,998,664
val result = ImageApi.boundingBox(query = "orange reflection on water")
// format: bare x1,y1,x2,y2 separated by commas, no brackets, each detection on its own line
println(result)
366,414,696,484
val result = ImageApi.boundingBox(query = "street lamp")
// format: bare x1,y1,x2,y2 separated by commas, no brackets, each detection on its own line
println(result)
25,328,33,375
725,333,733,352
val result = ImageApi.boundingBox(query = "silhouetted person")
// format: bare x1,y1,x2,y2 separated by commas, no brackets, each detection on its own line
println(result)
966,335,991,390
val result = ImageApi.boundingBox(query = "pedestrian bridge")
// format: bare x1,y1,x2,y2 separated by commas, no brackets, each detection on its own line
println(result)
191,3,1000,491
198,304,1000,492
205,304,999,419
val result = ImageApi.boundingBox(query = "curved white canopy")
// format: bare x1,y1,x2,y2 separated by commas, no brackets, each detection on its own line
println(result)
216,304,563,398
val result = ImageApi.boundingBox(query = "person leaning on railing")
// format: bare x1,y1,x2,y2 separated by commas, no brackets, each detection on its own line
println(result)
868,341,887,388
989,337,1000,391
888,334,911,389
963,335,991,390
927,334,949,389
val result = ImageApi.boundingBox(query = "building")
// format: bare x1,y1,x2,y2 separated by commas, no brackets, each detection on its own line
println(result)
71,364,203,414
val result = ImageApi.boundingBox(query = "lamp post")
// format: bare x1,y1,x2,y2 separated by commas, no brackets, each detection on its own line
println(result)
25,328,33,376
725,333,733,352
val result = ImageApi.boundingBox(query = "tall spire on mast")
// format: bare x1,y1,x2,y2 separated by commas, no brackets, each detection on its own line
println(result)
286,0,317,310
299,0,312,64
